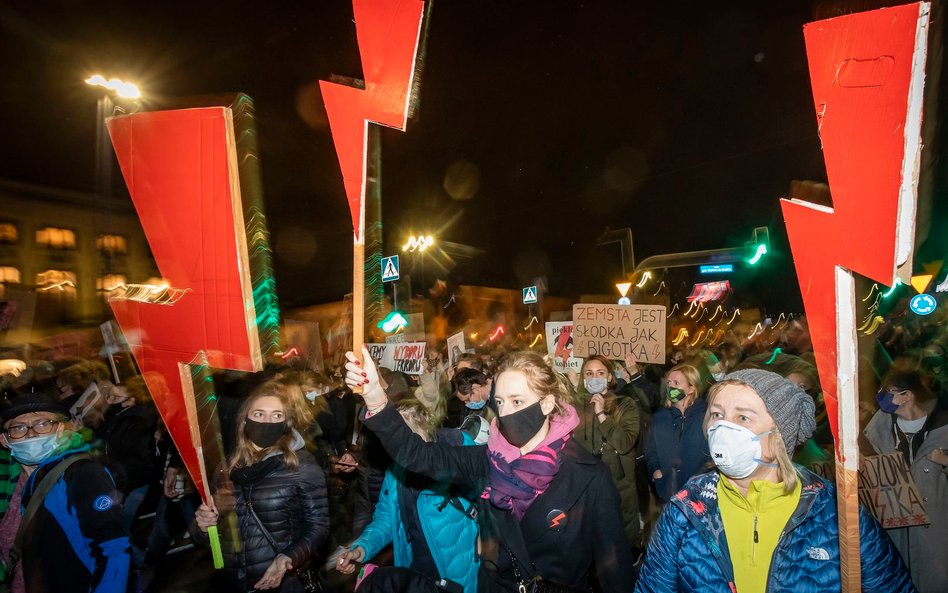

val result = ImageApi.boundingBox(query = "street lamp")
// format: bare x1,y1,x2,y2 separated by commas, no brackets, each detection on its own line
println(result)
401,235,435,298
402,235,434,253
84,74,142,197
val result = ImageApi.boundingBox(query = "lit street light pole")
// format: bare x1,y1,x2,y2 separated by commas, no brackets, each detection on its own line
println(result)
85,75,142,197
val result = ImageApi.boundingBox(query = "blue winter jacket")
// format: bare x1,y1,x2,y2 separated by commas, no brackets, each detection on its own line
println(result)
635,466,916,593
645,398,710,501
352,434,479,593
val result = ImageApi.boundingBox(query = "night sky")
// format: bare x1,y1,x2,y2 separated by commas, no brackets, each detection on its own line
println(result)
0,1,908,312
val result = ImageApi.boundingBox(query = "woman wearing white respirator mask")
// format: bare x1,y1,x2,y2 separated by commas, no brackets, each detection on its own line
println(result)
575,355,642,550
636,369,914,593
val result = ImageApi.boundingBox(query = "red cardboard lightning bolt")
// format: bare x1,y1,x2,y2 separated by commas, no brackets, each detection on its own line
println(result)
106,98,278,566
320,0,425,370
781,3,929,588
319,0,424,243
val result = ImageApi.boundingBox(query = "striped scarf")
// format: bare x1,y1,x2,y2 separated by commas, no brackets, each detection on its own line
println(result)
487,405,579,519
0,449,20,519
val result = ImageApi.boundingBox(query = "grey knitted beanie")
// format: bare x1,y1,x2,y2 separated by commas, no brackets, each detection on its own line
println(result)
722,369,817,455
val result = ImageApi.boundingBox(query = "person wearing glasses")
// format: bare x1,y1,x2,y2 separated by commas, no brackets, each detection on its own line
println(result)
0,392,130,593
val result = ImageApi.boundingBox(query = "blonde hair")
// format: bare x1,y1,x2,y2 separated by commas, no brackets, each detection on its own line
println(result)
665,364,701,408
396,398,435,442
228,380,313,471
705,379,799,494
496,351,572,419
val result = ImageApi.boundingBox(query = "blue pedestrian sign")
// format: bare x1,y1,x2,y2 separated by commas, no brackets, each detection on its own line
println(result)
909,293,936,316
381,256,400,282
523,286,538,304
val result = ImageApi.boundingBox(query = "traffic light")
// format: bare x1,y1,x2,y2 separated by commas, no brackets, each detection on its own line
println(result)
746,227,770,265
377,311,408,333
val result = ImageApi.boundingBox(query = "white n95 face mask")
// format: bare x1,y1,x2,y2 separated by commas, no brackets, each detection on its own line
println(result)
707,420,776,479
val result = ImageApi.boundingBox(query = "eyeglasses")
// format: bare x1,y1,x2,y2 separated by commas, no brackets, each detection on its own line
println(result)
4,419,61,439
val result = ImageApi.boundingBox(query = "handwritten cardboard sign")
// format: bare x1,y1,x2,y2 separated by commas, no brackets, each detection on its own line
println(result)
572,304,666,363
545,322,583,374
366,342,426,375
858,453,929,528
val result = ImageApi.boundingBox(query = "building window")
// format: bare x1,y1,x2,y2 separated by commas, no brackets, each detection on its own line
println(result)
96,234,127,254
36,270,77,298
36,227,77,250
0,267,20,284
0,223,17,244
97,274,127,295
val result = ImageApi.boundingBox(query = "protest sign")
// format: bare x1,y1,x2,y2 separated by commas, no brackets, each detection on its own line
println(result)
447,331,466,367
572,304,666,363
366,342,426,375
858,453,929,528
545,322,583,374
285,319,325,371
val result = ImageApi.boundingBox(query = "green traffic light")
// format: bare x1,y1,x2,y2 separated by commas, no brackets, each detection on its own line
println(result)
747,244,768,265
378,311,409,333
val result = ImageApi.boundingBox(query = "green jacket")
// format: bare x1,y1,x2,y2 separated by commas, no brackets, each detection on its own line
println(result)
575,392,641,546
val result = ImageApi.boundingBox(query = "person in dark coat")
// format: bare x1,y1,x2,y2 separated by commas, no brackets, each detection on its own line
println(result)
645,364,710,501
196,380,329,593
83,379,160,535
345,348,634,593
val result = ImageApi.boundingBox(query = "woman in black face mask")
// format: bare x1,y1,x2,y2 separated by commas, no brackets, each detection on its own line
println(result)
344,348,634,593
195,381,329,593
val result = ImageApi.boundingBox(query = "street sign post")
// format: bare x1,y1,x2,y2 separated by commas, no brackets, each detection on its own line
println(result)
381,255,400,282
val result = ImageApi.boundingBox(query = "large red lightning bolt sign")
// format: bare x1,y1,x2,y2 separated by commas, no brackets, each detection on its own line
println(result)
106,106,267,518
320,0,425,371
780,4,929,588
320,0,425,244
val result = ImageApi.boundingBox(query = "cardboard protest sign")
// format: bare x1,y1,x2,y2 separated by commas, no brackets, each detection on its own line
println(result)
545,322,583,374
285,319,325,371
366,342,426,375
572,304,666,363
447,331,466,367
858,453,929,528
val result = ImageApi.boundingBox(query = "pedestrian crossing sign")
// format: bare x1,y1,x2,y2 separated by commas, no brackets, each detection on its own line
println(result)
523,286,538,304
381,256,400,282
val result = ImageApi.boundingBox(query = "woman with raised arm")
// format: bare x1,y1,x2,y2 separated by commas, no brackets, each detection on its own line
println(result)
344,348,634,593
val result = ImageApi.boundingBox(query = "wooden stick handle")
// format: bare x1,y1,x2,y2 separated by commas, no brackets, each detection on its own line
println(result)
352,240,365,394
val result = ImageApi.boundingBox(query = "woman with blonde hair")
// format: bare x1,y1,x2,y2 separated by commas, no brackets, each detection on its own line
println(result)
344,347,634,593
636,369,913,593
195,380,328,592
644,364,709,501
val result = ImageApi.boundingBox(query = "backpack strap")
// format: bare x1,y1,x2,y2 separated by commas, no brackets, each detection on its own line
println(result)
4,454,93,579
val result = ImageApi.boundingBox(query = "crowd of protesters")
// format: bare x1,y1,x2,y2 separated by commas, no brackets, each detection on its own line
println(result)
0,300,945,593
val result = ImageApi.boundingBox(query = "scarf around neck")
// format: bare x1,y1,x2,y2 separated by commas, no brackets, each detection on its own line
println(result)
487,404,580,519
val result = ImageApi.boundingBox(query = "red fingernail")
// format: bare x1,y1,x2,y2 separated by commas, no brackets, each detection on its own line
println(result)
364,379,370,384
362,372,367,377
355,360,361,366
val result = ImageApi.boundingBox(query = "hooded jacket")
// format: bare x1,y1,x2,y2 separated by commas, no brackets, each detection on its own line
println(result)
352,430,480,593
635,467,915,593
363,404,634,593
864,408,948,593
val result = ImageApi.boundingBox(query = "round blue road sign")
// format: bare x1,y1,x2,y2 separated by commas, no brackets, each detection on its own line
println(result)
909,294,937,316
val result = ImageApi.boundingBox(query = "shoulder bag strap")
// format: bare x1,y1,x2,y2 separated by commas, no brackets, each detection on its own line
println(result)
7,454,93,573
241,486,280,553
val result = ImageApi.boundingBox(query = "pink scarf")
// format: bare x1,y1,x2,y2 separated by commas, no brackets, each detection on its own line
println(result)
486,404,580,519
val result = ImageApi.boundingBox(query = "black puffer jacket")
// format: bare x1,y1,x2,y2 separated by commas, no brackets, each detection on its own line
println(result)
219,447,330,593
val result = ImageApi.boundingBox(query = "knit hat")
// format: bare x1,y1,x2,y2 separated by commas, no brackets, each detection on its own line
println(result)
1,392,69,424
723,369,816,455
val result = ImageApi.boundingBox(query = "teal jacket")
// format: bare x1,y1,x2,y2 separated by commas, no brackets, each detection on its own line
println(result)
353,434,479,593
